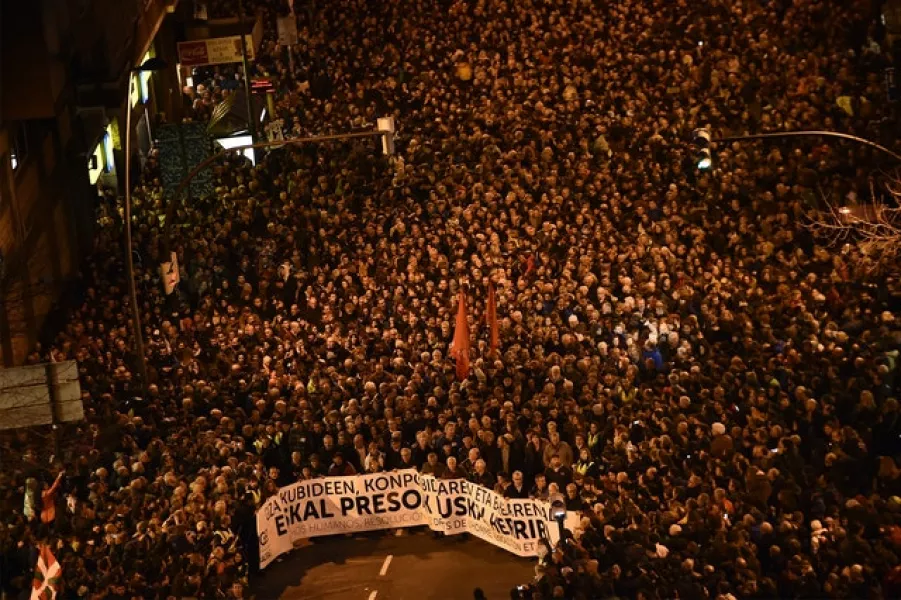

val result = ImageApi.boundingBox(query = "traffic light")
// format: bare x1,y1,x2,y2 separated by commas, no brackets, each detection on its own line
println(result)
377,116,396,156
693,128,712,170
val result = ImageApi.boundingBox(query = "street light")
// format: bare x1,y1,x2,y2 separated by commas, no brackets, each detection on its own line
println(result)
690,127,901,170
237,0,257,162
693,128,713,171
377,116,396,156
124,56,167,393
135,57,167,73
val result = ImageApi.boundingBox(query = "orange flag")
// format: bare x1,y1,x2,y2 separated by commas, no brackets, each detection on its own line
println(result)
451,287,471,381
487,282,499,354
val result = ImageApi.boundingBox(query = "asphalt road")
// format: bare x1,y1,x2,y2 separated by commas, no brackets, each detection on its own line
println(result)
252,531,537,600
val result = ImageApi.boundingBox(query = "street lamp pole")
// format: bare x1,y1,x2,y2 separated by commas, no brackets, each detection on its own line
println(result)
124,57,167,394
123,79,147,393
237,0,258,162
712,130,901,163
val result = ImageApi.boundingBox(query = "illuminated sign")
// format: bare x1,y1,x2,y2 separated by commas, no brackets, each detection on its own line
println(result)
178,36,255,67
251,78,275,94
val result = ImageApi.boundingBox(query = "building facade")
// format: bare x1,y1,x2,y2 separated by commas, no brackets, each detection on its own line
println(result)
0,0,181,366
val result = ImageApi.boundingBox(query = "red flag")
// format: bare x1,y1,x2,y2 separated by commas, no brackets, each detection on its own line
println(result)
487,282,499,354
450,287,471,381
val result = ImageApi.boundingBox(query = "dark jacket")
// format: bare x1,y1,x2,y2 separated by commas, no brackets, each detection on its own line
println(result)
469,471,496,490
504,484,530,499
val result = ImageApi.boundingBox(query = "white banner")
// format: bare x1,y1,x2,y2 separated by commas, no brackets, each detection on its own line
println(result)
256,470,577,569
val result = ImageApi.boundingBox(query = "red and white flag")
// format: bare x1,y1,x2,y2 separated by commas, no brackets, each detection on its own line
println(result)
31,545,61,600
450,287,471,381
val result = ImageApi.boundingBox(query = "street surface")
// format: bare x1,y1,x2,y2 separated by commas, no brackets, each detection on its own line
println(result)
252,531,537,600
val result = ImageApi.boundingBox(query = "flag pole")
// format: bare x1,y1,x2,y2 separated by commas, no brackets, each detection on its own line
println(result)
487,281,499,356
451,282,471,381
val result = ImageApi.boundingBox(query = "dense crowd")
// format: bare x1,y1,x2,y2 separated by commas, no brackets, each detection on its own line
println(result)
2,0,901,598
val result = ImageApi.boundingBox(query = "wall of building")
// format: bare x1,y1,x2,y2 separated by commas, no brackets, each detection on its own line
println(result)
0,117,76,366
0,0,179,366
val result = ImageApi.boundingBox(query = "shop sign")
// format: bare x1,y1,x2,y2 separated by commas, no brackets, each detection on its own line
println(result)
178,35,255,67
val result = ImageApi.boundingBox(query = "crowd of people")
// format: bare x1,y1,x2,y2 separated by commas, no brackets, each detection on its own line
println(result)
2,0,901,598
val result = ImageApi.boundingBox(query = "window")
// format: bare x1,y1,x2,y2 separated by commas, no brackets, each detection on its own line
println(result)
132,52,155,107
139,51,154,104
103,130,115,173
10,123,28,172
140,72,151,103
130,74,141,108
88,143,105,184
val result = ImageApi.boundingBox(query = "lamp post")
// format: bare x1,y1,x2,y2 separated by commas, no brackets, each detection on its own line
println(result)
692,128,901,170
237,0,258,163
124,56,167,394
